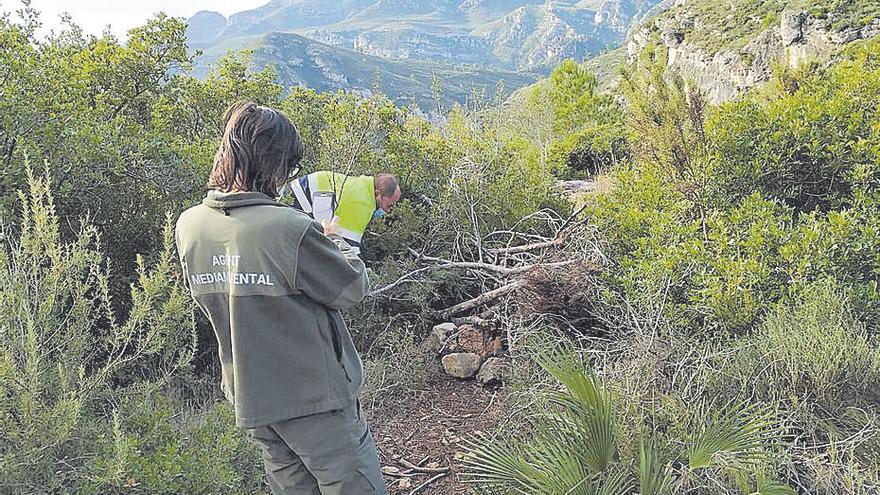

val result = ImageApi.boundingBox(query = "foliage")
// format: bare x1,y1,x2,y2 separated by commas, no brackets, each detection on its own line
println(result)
83,389,264,494
586,40,880,334
462,345,792,495
705,40,880,213
0,9,282,311
547,60,618,136
721,279,880,409
620,44,709,196
0,169,208,491
547,123,630,178
535,38,880,495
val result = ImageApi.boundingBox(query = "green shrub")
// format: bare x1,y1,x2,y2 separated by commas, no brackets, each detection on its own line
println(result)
462,345,793,495
726,279,880,409
1,12,283,313
84,389,264,494
706,40,880,213
588,40,880,335
0,169,203,491
548,123,630,178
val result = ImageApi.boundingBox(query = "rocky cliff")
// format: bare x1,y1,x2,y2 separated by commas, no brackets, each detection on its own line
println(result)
626,1,880,102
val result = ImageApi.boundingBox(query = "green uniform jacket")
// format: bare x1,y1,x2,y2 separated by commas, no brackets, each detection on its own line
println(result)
175,190,368,428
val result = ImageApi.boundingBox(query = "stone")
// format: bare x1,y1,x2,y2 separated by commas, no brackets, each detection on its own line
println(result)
477,357,506,385
456,324,491,357
442,353,482,378
660,30,685,47
421,322,455,354
780,10,805,46
381,466,400,475
397,478,412,490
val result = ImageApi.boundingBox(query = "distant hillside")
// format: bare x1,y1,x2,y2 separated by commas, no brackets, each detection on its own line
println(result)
187,0,665,73
626,0,880,102
192,30,535,112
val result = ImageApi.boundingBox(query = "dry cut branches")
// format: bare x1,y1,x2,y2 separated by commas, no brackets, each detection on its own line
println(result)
369,204,604,319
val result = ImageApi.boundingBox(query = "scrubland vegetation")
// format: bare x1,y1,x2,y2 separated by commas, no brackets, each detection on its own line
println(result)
1,3,879,494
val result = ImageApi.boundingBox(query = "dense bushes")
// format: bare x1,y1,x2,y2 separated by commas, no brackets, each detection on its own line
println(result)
0,9,280,309
583,40,880,335
705,50,880,213
724,280,880,408
469,39,880,495
0,171,264,492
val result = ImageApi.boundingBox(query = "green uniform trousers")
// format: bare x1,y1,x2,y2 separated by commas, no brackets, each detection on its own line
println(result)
248,400,387,495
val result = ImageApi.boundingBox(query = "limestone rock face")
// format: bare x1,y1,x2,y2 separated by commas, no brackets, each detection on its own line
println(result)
627,11,880,104
779,10,805,46
442,353,483,379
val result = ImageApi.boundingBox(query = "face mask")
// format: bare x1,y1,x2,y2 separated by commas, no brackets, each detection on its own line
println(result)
373,208,386,219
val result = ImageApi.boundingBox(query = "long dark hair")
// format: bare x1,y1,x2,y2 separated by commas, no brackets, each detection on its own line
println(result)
208,102,303,197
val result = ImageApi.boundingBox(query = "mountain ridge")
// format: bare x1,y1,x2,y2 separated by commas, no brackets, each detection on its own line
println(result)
187,0,665,72
191,29,536,113
186,0,664,111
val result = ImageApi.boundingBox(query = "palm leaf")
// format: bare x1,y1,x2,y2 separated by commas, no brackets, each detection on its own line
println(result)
459,436,539,494
687,401,779,469
752,472,796,495
534,348,617,472
529,422,597,494
639,439,676,495
597,469,635,495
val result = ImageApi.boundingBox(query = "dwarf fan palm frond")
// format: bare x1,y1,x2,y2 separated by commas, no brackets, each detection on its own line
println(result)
535,347,617,472
461,346,622,494
462,349,791,495
687,401,780,469
639,439,676,495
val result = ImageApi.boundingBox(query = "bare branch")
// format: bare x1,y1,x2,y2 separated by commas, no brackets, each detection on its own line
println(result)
437,280,526,318
487,236,565,256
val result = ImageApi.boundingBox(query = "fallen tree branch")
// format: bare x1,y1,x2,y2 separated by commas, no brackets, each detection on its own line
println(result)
368,265,435,297
409,247,580,274
488,204,589,257
409,472,448,495
369,255,585,298
487,236,565,256
450,315,492,327
437,280,526,318
556,203,589,238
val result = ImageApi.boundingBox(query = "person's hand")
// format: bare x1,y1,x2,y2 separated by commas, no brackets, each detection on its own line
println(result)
321,216,340,237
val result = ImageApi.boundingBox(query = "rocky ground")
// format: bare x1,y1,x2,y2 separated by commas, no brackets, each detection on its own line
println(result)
369,322,509,494
372,373,504,494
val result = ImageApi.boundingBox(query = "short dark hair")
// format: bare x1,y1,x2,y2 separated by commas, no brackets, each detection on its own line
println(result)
374,173,399,196
208,102,303,197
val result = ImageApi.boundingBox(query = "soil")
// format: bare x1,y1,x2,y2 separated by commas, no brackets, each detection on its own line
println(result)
368,371,505,495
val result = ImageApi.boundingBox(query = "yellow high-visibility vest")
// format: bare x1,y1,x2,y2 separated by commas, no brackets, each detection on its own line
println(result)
286,171,376,245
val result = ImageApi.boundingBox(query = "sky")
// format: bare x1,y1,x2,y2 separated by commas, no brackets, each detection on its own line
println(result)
10,0,269,38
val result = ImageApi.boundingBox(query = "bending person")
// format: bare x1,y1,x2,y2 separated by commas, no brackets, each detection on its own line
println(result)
281,171,401,251
175,102,387,495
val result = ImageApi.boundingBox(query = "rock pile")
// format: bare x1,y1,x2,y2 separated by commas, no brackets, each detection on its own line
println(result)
422,322,506,385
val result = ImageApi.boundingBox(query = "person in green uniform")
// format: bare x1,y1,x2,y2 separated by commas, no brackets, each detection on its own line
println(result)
281,171,402,251
175,102,388,495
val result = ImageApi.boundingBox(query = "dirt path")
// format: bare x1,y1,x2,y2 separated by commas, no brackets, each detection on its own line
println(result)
368,373,504,494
